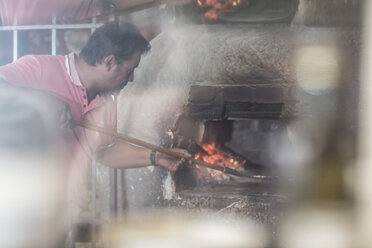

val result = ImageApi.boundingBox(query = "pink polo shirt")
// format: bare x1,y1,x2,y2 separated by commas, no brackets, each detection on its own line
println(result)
0,53,117,171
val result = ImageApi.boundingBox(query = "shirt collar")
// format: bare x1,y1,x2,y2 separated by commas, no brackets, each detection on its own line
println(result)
65,53,84,87
65,53,115,104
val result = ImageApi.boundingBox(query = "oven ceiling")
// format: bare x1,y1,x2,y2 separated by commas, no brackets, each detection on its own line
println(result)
108,0,298,23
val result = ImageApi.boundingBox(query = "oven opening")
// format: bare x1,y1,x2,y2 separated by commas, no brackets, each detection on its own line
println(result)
172,116,288,196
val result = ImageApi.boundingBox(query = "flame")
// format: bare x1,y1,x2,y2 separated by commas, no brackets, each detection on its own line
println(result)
194,143,246,177
196,0,249,22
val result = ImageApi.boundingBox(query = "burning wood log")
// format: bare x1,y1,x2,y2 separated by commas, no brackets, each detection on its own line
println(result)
194,142,246,176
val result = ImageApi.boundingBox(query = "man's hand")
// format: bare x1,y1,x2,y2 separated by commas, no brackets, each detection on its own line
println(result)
154,148,191,172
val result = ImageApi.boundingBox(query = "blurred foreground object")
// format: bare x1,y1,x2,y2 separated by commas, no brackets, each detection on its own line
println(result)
0,162,67,248
105,211,269,248
0,81,68,248
278,207,353,248
0,80,71,156
355,0,372,247
276,30,357,247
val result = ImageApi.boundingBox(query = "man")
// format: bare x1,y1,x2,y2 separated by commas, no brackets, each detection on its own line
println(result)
0,21,189,176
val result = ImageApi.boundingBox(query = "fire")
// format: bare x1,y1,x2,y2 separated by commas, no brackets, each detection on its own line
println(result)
196,0,249,22
194,143,246,177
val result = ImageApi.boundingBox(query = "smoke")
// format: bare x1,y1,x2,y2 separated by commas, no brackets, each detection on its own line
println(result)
116,23,210,146
115,21,291,145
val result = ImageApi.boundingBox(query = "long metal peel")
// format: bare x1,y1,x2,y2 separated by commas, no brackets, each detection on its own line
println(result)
72,119,248,177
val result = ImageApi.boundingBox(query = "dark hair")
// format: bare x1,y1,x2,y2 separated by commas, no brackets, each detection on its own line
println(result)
80,21,151,66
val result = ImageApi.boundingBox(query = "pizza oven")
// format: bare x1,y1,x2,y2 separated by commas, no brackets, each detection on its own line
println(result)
170,84,291,192
115,0,361,233
0,0,363,247
117,21,301,227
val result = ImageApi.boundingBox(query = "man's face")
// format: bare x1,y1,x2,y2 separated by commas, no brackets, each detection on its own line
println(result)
104,50,141,94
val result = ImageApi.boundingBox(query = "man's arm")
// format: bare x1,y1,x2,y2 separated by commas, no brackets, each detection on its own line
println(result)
95,142,190,171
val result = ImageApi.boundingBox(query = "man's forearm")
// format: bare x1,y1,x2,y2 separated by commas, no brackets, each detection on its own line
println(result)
96,141,152,169
96,141,190,171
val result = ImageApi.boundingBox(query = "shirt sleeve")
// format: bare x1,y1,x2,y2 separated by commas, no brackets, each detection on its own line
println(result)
0,55,42,89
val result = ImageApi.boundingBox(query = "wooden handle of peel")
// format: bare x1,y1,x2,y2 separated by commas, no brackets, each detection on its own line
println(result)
72,119,191,159
72,119,246,177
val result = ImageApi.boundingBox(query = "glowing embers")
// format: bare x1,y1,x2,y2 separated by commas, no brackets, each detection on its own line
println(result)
196,0,250,22
194,142,246,178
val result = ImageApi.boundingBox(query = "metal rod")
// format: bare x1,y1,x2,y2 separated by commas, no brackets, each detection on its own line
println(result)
0,23,103,31
12,18,18,61
81,1,163,23
73,119,248,177
109,168,117,217
74,218,105,226
91,159,97,248
109,14,115,22
51,16,57,55
91,17,97,34
91,16,98,248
